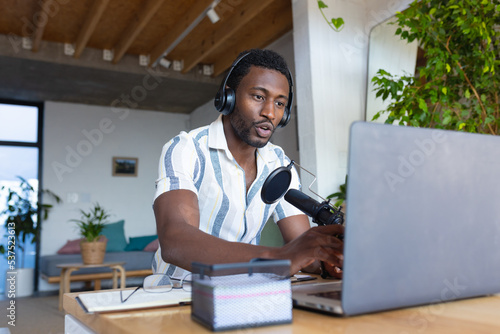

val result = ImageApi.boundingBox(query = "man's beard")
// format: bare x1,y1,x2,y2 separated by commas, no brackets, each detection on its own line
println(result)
229,112,274,148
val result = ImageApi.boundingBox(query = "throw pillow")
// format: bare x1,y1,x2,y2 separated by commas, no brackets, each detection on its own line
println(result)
143,238,159,252
57,238,83,254
101,220,128,252
125,235,158,251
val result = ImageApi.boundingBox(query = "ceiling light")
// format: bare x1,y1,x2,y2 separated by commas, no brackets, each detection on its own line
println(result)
207,7,219,24
159,58,171,69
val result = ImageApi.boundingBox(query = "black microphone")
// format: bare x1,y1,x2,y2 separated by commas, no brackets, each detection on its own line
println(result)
284,188,344,279
284,189,344,226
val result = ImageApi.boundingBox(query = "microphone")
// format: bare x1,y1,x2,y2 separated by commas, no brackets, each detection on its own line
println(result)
284,189,344,227
261,165,344,279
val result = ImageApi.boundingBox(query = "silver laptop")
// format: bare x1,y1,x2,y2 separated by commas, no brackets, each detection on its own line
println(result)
292,121,500,316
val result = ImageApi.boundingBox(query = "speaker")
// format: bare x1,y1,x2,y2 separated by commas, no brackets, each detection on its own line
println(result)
214,52,294,128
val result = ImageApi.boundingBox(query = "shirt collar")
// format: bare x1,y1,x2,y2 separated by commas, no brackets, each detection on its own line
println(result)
208,115,227,150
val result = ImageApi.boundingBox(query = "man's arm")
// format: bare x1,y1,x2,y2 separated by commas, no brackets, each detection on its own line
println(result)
154,189,343,274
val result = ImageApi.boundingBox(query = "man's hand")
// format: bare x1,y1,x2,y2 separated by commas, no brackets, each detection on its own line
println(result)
322,261,343,279
273,223,344,276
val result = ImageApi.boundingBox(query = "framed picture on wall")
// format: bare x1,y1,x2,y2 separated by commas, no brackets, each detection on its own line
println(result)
112,157,138,177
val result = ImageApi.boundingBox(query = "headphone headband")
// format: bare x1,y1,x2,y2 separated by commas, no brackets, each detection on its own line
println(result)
214,51,293,128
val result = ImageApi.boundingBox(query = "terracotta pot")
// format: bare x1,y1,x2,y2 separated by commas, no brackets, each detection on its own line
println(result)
80,240,107,265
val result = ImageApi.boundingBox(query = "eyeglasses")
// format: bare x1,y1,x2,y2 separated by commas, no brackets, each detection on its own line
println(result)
120,273,193,303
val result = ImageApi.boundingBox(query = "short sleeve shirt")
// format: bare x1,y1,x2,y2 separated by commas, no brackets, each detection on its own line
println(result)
152,115,303,277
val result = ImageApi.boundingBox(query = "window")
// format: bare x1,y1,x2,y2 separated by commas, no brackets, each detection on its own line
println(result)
0,100,43,294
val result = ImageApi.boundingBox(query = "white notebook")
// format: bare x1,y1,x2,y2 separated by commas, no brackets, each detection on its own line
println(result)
76,288,191,313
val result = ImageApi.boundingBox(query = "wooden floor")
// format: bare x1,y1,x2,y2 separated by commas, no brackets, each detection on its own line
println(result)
0,294,64,334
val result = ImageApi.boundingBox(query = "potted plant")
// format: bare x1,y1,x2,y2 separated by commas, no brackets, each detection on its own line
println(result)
1,176,61,297
370,0,499,134
70,202,111,265
327,175,347,211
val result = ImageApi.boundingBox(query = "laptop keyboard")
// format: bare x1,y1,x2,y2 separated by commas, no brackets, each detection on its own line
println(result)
310,290,342,300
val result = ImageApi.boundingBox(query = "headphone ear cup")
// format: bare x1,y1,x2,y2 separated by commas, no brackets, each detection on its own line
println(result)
220,87,236,115
277,88,293,128
214,89,225,112
277,108,291,128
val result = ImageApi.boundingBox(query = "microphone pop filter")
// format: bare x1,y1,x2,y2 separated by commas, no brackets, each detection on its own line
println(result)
260,162,294,204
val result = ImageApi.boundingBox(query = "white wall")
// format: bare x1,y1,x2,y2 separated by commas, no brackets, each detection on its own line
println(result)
291,0,413,199
41,101,189,257
365,16,418,123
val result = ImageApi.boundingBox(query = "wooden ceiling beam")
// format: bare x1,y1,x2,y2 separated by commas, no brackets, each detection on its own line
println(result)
32,0,54,52
73,0,110,59
212,5,293,77
148,0,214,67
181,0,275,74
112,0,166,64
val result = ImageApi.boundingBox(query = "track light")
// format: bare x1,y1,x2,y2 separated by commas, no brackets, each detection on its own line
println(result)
207,7,220,24
159,58,171,69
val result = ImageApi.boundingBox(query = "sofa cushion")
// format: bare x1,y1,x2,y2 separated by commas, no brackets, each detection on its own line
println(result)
143,239,159,252
101,220,128,252
125,235,157,251
57,238,83,254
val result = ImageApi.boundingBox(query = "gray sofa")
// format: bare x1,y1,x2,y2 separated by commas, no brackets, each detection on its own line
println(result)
40,251,155,285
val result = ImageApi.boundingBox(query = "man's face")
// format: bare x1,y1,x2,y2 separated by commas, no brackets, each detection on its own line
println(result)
228,66,289,148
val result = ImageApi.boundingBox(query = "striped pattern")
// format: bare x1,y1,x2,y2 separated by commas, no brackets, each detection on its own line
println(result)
153,115,303,278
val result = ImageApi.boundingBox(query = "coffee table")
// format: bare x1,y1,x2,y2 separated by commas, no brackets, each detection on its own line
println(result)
57,262,126,311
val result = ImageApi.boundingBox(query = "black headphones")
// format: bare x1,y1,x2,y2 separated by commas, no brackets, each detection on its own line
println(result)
214,52,294,128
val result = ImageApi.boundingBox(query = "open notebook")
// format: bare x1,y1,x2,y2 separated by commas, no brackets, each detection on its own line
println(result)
76,288,191,313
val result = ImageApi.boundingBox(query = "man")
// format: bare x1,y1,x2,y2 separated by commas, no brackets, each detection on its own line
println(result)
153,49,343,279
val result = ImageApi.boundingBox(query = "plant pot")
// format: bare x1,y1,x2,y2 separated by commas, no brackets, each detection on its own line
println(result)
80,240,107,265
5,267,34,298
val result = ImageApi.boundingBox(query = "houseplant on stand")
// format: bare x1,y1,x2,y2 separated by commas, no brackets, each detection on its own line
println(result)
70,202,111,265
1,176,61,297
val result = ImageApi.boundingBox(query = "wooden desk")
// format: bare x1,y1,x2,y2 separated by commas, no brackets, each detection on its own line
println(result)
57,262,126,311
63,282,500,333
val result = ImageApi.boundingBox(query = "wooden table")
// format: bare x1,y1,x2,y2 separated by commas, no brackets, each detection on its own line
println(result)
57,262,126,311
63,279,500,333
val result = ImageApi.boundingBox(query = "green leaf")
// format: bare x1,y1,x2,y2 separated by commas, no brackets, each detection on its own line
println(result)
442,87,448,95
331,17,345,31
318,0,328,9
418,98,428,112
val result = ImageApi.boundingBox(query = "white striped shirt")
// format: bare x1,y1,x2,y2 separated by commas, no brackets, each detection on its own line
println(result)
152,115,303,278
